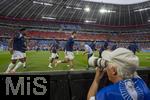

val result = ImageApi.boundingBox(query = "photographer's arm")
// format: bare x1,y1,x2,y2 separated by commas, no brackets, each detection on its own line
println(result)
87,68,105,100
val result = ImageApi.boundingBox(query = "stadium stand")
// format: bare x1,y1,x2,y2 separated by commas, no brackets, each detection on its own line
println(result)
0,27,149,41
0,26,150,51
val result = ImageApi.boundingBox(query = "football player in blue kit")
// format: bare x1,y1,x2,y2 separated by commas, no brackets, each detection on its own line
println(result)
5,28,27,73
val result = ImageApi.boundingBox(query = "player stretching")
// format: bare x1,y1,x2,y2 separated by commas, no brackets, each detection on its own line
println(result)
48,38,59,68
81,43,93,69
57,31,76,70
128,41,139,55
21,29,28,68
99,40,109,58
5,28,27,73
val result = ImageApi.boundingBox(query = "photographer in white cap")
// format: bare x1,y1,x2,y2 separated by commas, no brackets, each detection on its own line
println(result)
87,48,150,100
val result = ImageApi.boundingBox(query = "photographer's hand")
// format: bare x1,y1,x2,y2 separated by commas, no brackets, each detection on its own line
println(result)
95,67,105,82
87,67,105,100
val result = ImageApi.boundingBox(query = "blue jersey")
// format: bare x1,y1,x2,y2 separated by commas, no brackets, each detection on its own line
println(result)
13,34,26,52
90,42,96,51
128,44,138,54
65,37,74,52
111,44,117,51
51,39,59,53
96,77,150,100
103,41,108,49
99,46,106,58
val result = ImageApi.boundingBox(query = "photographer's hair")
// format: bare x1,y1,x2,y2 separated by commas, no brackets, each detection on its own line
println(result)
112,62,138,79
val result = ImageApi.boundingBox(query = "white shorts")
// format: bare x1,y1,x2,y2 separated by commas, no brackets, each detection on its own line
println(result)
51,53,58,59
65,51,74,60
11,51,24,60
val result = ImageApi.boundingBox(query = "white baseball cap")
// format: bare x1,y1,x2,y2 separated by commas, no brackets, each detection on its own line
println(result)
101,48,139,73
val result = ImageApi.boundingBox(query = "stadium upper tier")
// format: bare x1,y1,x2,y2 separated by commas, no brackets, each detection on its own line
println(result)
0,28,149,42
0,0,150,27
26,31,150,42
0,19,150,33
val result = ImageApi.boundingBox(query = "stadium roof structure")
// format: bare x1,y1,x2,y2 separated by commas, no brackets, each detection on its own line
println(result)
83,0,149,5
0,0,150,27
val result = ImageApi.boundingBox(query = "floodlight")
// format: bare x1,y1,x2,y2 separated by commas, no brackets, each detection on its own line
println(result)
42,16,56,20
99,9,108,13
84,7,90,12
84,20,96,23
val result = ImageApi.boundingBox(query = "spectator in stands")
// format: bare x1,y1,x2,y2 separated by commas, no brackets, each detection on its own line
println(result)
56,31,76,70
87,48,150,100
128,41,139,54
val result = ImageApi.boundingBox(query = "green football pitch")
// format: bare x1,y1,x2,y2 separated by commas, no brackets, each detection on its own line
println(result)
0,51,150,73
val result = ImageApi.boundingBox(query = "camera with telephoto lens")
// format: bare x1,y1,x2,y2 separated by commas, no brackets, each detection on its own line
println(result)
88,56,108,69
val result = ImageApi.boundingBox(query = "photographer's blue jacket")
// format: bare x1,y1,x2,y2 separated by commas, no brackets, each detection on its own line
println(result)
96,77,150,100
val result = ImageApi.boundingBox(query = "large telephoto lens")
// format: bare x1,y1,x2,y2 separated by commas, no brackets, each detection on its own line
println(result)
88,56,108,68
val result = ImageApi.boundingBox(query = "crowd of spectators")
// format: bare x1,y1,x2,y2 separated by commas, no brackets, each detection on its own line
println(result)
0,28,150,51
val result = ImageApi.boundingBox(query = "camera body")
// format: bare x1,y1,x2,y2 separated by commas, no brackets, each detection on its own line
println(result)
88,56,108,69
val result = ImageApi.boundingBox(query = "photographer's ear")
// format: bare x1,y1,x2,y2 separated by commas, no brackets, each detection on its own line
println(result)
108,64,117,76
112,66,117,76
